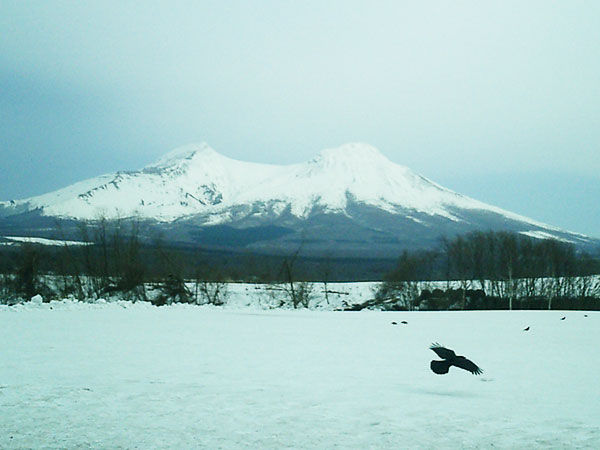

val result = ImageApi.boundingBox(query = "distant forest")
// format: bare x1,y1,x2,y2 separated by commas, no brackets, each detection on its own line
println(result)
1,219,599,310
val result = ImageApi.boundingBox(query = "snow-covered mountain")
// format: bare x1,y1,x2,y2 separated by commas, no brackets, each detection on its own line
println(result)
0,142,564,223
0,143,595,255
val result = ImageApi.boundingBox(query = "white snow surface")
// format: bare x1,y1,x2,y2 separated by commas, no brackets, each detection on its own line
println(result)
1,293,599,448
0,142,556,229
1,236,91,246
520,230,578,244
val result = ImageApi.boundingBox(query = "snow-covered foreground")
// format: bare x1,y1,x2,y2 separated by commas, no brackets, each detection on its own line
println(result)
1,301,599,449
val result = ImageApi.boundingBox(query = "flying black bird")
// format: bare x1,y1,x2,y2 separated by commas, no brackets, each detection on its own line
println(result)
429,343,483,375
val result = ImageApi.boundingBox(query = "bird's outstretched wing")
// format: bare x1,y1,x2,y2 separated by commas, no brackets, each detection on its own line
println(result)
452,356,483,375
430,343,456,360
430,359,451,375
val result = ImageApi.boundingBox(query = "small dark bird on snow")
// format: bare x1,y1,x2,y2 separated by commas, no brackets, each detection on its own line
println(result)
584,314,588,317
561,316,566,320
391,321,398,325
429,343,483,375
401,320,408,324
523,326,530,331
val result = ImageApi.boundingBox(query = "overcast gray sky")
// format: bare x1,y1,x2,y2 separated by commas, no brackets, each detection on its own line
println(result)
1,1,599,236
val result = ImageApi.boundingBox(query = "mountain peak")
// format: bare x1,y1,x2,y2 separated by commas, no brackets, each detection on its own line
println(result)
150,142,219,168
307,143,391,176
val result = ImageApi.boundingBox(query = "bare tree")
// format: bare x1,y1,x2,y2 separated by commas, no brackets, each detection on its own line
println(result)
279,241,314,309
446,236,473,309
194,264,229,306
15,243,42,300
498,232,521,310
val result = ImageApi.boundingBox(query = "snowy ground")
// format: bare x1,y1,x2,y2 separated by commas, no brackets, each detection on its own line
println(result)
1,300,599,449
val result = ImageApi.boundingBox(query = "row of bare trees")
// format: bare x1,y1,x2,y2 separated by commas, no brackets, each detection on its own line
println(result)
375,231,600,311
0,218,323,308
0,243,42,302
0,217,228,305
2,222,598,310
52,218,147,301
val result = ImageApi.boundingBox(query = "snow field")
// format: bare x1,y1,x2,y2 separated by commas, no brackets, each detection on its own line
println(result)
1,300,599,449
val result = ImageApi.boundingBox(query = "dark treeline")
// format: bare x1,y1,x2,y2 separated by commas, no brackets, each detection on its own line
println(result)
1,222,599,310
372,230,600,311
